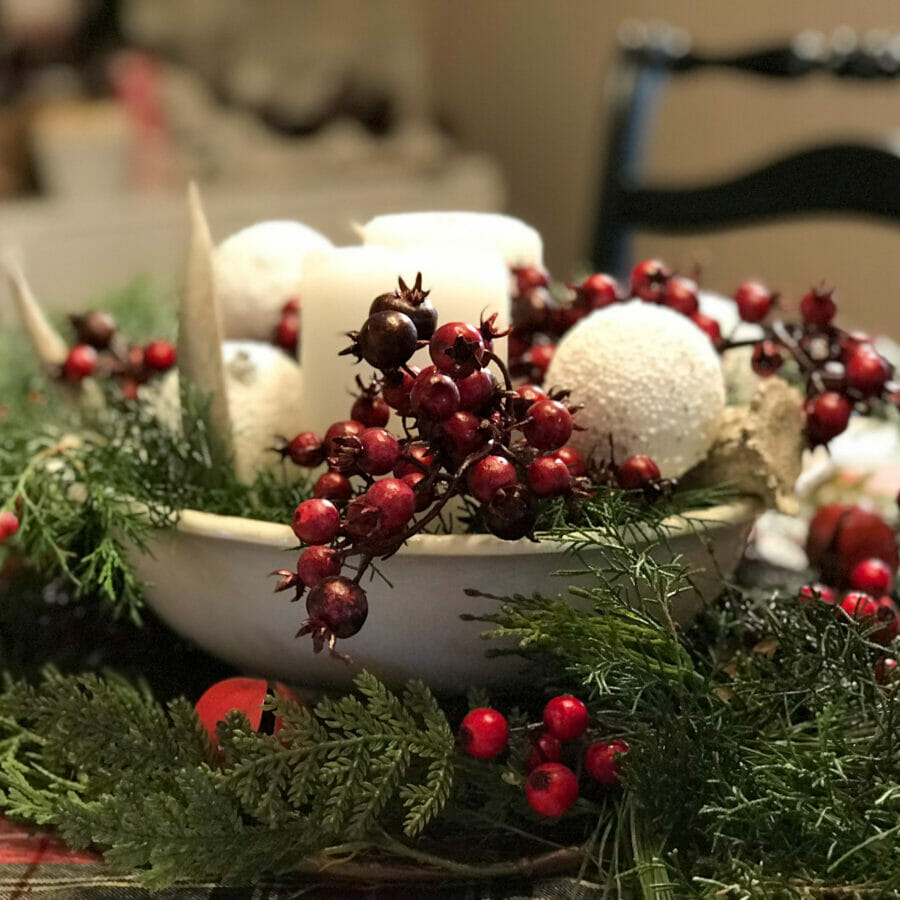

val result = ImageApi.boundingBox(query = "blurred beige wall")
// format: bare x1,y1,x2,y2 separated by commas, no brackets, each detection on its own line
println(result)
424,0,900,336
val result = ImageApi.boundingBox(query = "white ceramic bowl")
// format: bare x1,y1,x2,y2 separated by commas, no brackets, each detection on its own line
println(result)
130,499,761,692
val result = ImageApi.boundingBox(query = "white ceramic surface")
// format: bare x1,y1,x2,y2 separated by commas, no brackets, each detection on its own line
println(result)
131,499,761,692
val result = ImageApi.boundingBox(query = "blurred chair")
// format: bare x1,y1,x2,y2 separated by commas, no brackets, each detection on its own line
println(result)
590,25,900,277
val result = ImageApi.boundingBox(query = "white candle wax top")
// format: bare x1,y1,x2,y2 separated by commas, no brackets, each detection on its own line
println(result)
297,244,509,437
360,211,543,269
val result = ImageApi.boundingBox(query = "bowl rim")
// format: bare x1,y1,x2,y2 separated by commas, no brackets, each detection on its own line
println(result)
172,497,763,557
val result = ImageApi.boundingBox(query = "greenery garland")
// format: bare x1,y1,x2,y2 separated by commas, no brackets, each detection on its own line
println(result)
0,283,898,897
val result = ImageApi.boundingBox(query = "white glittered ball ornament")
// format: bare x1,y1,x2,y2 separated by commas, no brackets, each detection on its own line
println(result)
213,221,331,342
544,301,725,478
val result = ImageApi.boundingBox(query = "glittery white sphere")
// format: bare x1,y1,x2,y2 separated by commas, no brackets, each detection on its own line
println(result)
213,221,331,342
544,301,725,478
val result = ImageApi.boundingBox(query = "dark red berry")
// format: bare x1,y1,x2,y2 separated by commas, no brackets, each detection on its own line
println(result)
805,392,852,445
400,471,434,511
144,340,177,371
393,443,434,478
528,343,555,378
800,287,837,326
663,276,699,316
299,576,368,648
874,596,900,645
553,445,586,478
70,310,117,349
514,266,550,294
369,274,438,341
457,368,496,413
525,732,564,772
356,428,399,475
292,498,340,545
840,592,887,642
689,312,722,345
630,259,671,303
285,432,325,467
440,411,487,459
751,340,784,377
274,311,299,353
63,344,98,382
875,657,898,684
356,310,419,369
483,484,537,540
313,471,353,502
121,378,140,401
351,392,390,428
0,511,19,542
798,583,837,605
297,545,341,588
527,456,571,497
616,455,661,491
365,477,416,534
522,399,573,451
849,558,895,595
512,384,549,417
429,322,486,379
324,420,366,456
382,367,418,417
734,281,775,323
410,367,460,420
467,455,518,504
578,273,620,309
542,695,589,741
525,763,579,818
845,346,891,397
458,708,509,758
584,739,629,786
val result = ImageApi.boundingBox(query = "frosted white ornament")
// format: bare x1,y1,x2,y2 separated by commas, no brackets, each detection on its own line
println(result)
545,301,725,478
360,211,543,269
213,220,331,342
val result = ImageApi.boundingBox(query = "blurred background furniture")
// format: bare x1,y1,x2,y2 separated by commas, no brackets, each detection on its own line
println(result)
591,25,900,278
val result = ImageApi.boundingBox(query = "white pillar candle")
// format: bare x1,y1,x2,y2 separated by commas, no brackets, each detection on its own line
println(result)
298,244,509,437
360,211,544,270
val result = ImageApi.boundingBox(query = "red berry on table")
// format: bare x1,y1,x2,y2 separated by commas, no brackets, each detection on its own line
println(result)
458,707,509,759
849,558,895,595
616,455,661,491
542,695,589,741
525,763,579,818
525,732,564,772
144,340,177,371
364,477,416,534
805,392,852,445
382,367,418,417
292,498,340,545
798,583,837,605
844,346,891,397
630,259,671,303
584,739,630,786
297,545,341,588
522,399,573,451
578,273,620,310
357,428,400,476
410,367,461,420
751,340,784,377
734,280,776,323
527,456,571,497
689,312,722,345
553,445,587,478
0,511,19,542
285,432,325,467
351,392,390,428
662,276,700,316
313,471,353,502
63,344,98,382
467,455,518,504
324,420,366,456
800,286,837,326
429,321,486,378
456,368,496,413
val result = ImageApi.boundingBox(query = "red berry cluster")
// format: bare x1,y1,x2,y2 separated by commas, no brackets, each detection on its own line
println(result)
459,695,629,819
58,310,177,399
0,510,19,543
274,275,593,656
802,503,899,680
273,298,300,355
726,282,896,447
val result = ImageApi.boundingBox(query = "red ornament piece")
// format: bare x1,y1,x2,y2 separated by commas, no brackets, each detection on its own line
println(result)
849,558,895,596
275,312,299,353
734,280,775,323
292,498,340,545
194,677,300,746
542,695,589,742
800,286,837,326
630,259,671,303
458,707,509,759
617,455,661,491
525,763,579,818
467,455,518,504
584,738,630,786
63,344,98,382
0,510,19,542
144,340,177,371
